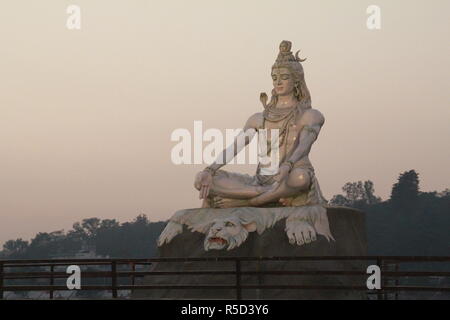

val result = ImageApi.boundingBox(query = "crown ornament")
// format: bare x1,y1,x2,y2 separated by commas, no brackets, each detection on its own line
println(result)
274,40,306,67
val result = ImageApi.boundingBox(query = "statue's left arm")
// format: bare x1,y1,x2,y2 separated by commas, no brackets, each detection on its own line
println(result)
284,109,325,165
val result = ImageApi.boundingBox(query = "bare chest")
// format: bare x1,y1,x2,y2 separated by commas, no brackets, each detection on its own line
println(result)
260,111,305,146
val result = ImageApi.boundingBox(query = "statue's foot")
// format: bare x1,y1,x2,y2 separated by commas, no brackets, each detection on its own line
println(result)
285,220,317,246
214,197,249,208
279,197,293,206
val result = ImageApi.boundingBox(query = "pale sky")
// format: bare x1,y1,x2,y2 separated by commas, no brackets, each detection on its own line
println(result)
0,0,449,245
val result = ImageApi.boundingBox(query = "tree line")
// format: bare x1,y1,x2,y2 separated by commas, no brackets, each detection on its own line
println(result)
1,215,166,259
329,170,450,255
1,169,449,259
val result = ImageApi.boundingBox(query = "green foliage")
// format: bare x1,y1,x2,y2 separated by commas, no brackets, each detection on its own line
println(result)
330,170,449,256
330,180,381,209
2,239,29,258
94,215,165,258
1,215,166,259
1,169,448,259
390,170,420,210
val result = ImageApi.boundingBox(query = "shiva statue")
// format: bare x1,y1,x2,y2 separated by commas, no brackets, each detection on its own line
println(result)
194,40,327,209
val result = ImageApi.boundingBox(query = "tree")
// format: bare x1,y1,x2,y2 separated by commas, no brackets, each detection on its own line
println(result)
330,180,381,208
71,218,101,244
363,180,382,205
342,181,365,204
390,170,420,210
329,194,350,206
2,239,29,256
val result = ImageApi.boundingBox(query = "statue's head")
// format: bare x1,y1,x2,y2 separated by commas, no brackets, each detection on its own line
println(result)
268,40,311,108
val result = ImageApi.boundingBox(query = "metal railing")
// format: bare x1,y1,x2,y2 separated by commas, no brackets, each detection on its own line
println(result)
0,256,449,299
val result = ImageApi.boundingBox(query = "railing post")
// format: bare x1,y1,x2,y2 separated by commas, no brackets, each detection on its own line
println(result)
112,261,118,299
49,265,54,299
377,257,383,300
131,262,135,287
235,259,241,300
0,262,4,300
394,262,399,300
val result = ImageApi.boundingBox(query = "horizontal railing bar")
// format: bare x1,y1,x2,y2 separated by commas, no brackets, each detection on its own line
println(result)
4,263,112,268
383,271,450,277
379,286,450,292
3,262,154,268
2,286,113,291
2,285,235,291
4,273,111,280
3,270,450,280
2,263,154,268
3,285,449,292
2,256,450,265
123,270,367,276
3,271,235,279
235,285,450,292
119,285,369,290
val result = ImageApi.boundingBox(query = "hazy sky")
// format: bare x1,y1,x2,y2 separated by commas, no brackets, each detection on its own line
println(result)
1,0,449,245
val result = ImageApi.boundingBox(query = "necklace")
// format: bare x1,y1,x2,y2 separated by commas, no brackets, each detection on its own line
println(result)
263,102,298,122
260,103,300,162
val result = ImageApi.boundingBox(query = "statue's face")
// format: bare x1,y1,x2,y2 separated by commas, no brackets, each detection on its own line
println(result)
204,216,254,251
272,67,295,96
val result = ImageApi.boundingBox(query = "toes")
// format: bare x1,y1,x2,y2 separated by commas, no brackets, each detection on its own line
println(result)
310,228,317,242
286,229,295,244
303,231,311,244
295,229,305,246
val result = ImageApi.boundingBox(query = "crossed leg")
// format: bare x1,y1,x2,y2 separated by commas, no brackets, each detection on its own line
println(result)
194,170,273,200
249,168,311,206
211,168,312,208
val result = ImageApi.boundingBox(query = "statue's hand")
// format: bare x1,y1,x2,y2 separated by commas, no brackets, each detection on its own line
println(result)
196,170,213,199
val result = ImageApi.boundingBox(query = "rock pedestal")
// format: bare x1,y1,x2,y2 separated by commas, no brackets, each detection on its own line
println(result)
133,206,368,299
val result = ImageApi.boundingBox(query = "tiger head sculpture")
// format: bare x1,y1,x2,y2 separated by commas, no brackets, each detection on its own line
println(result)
202,215,257,251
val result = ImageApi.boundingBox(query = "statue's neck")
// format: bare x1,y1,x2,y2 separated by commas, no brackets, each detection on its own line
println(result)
276,95,297,109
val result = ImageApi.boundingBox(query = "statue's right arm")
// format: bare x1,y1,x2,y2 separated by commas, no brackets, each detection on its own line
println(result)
206,113,262,172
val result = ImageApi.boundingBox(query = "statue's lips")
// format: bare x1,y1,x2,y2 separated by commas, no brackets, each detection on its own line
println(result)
208,237,227,245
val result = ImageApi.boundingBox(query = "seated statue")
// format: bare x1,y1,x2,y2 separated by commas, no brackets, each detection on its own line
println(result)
194,40,327,209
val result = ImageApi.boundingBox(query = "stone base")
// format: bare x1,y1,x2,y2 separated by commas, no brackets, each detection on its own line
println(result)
133,206,368,299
